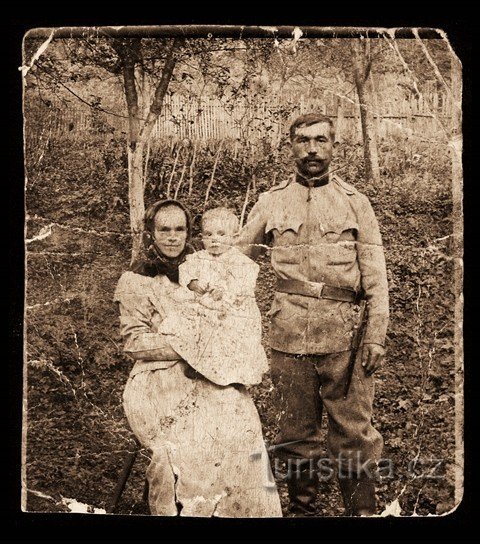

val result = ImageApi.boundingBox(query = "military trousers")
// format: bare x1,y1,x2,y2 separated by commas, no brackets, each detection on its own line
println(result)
270,349,383,476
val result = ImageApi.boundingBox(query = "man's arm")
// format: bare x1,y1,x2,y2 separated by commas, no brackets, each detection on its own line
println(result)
235,194,268,260
355,194,390,374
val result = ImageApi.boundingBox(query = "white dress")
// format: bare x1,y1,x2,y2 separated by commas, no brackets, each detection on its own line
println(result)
114,271,282,517
157,247,269,386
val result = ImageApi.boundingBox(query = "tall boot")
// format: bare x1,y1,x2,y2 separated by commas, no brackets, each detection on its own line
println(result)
286,465,319,516
338,474,376,516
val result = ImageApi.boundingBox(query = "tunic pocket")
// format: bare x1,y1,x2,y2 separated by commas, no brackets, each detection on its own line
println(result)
323,220,358,240
271,245,301,265
267,219,303,265
267,294,308,320
327,241,357,265
266,219,303,236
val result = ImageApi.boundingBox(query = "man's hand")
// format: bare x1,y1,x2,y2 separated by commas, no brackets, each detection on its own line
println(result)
361,343,385,377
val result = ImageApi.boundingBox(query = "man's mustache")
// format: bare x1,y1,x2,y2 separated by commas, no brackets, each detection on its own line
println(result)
301,156,326,162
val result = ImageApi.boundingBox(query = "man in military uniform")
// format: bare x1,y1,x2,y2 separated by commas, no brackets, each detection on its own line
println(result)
237,113,389,516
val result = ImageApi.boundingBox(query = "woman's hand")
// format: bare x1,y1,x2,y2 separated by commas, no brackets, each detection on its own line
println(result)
129,347,181,361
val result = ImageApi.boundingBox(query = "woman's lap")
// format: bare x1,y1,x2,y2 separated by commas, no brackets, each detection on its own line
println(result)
123,361,282,517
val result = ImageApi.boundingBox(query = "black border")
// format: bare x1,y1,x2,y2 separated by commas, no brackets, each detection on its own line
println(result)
8,11,473,539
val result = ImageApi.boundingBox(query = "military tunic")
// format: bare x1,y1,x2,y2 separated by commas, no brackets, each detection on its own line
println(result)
237,174,389,354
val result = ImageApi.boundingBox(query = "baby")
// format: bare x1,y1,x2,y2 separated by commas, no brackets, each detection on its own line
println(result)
181,208,255,316
158,207,268,386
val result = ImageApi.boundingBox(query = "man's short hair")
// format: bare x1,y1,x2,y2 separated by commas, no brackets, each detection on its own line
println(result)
201,207,239,233
289,112,335,141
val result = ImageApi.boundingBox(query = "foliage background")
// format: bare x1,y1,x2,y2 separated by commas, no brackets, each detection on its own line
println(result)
23,34,456,516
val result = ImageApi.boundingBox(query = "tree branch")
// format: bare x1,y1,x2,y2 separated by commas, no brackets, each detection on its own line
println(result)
140,38,183,142
113,41,142,148
412,29,452,96
34,63,131,120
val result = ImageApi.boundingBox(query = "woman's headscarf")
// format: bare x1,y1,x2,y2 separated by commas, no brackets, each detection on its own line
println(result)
130,199,194,283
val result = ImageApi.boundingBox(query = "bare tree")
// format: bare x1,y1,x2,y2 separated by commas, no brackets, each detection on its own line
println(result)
352,38,381,185
111,38,183,261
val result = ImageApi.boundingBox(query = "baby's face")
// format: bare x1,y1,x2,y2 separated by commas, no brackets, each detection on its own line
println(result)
202,218,235,256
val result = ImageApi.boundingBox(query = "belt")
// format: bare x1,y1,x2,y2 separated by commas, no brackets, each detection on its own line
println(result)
276,278,361,303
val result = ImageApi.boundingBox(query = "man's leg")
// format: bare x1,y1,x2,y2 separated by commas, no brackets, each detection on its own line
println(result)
316,350,383,516
270,349,323,516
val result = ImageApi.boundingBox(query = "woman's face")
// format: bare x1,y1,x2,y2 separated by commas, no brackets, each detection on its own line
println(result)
152,205,188,258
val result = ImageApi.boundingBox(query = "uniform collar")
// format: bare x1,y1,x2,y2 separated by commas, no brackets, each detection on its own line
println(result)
294,169,330,188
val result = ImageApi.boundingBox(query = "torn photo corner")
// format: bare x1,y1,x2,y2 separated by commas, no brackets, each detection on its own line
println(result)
22,25,463,517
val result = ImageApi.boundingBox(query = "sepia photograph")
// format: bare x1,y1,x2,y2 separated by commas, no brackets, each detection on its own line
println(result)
22,25,463,517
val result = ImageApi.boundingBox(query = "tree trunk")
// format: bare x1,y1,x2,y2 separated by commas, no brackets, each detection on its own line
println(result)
353,39,380,186
115,41,143,263
128,141,146,263
116,38,182,263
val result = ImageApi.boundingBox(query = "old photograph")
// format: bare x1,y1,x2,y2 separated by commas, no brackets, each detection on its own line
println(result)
22,25,463,517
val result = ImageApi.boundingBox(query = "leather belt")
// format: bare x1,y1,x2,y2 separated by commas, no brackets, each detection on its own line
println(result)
276,278,360,303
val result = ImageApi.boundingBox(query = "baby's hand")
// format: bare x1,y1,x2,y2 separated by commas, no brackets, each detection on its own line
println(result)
210,288,224,301
188,279,208,295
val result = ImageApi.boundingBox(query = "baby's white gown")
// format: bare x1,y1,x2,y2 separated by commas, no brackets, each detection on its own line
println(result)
158,247,269,386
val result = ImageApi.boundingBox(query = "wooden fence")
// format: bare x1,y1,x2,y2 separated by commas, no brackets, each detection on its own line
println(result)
26,77,452,145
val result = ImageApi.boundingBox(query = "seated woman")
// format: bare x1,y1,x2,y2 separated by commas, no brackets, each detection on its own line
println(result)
114,199,282,517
